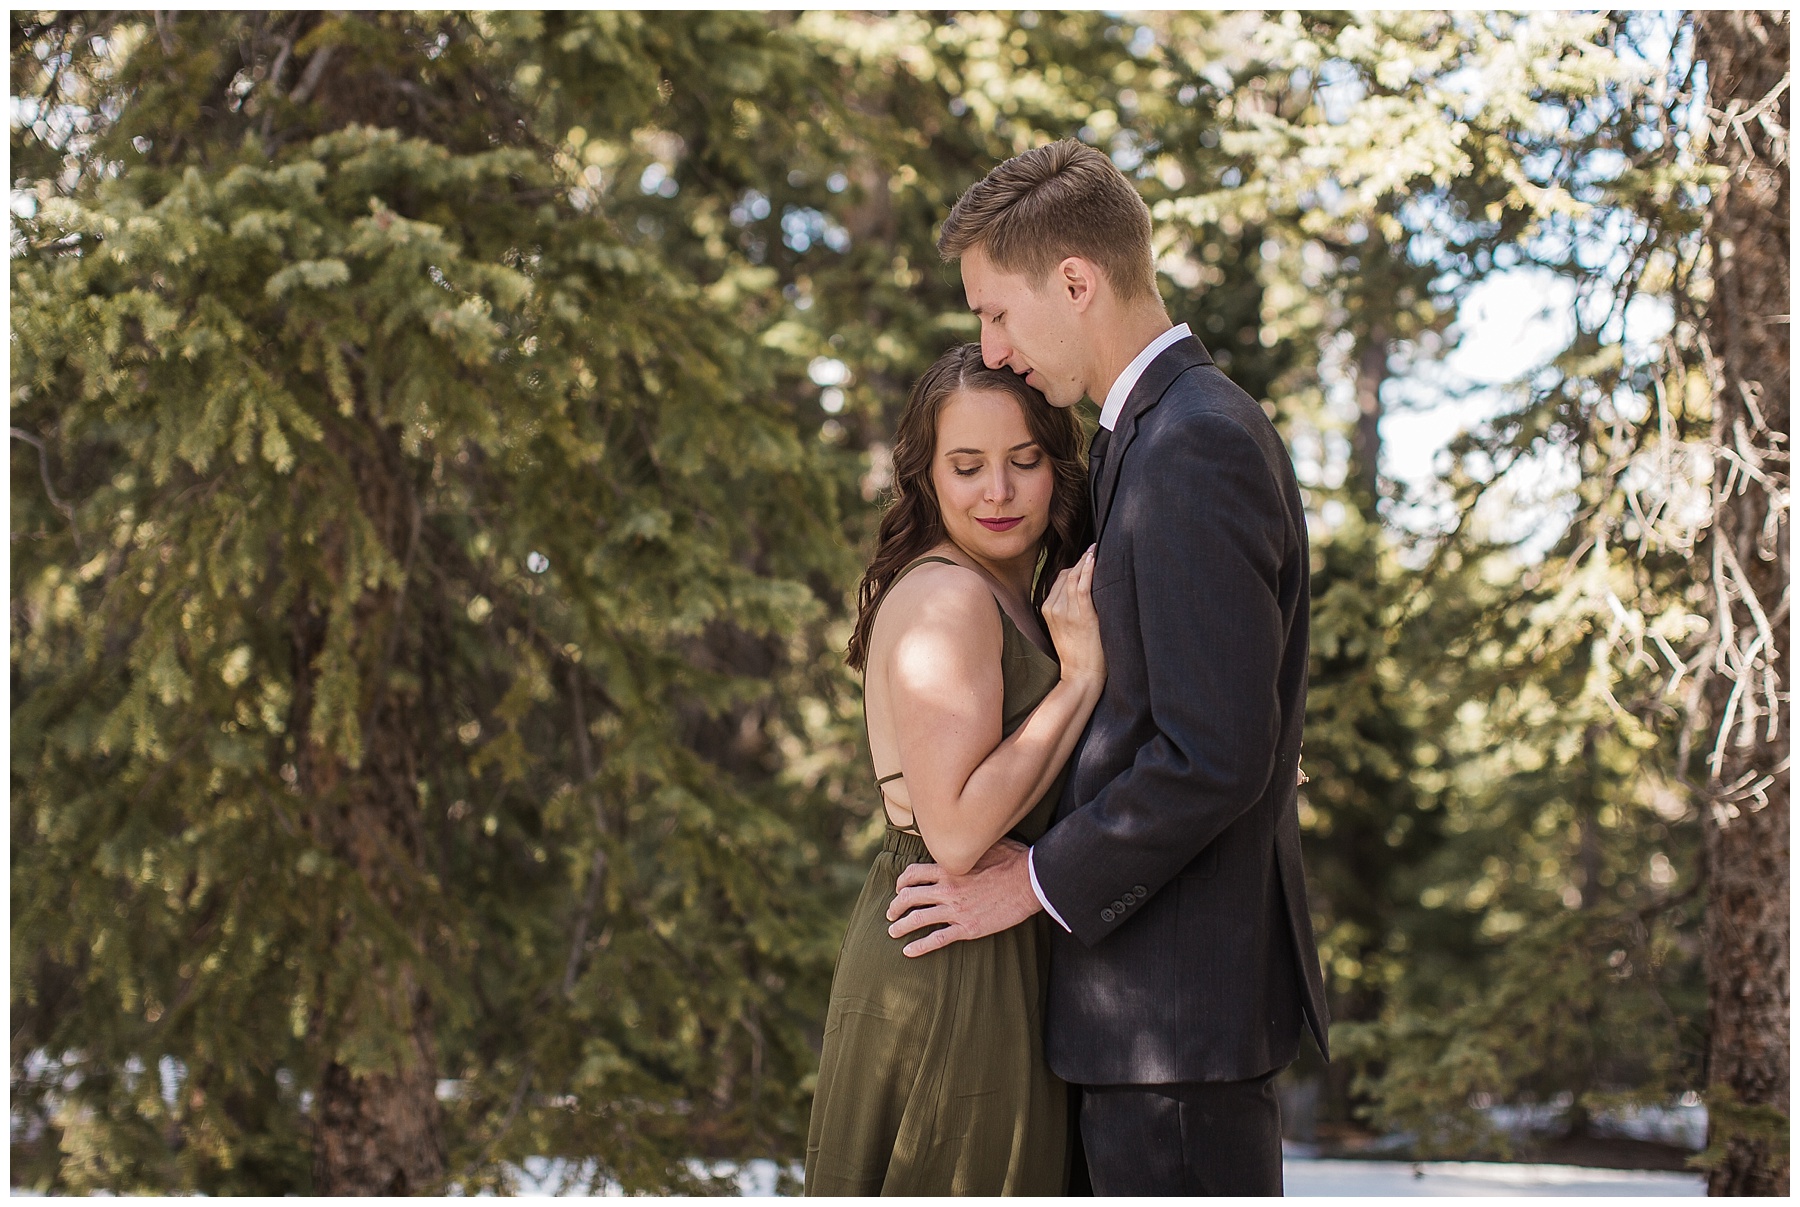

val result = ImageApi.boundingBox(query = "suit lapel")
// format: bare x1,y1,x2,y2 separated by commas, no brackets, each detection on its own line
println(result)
1093,335,1214,539
1086,429,1110,521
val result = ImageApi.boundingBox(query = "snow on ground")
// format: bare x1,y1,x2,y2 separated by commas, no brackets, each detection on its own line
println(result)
1284,1157,1705,1197
498,1155,1705,1196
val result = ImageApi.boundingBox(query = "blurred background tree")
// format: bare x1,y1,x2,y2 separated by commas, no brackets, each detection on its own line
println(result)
1189,7,1722,1152
12,11,863,1194
11,8,1784,1195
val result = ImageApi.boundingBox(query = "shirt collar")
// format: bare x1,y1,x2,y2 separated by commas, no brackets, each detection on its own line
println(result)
1097,322,1192,431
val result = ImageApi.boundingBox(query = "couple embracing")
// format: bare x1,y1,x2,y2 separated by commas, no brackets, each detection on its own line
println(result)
804,140,1331,1196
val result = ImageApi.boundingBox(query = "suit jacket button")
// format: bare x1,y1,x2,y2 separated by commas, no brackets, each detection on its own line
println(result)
1133,885,1147,898
1112,899,1127,912
1101,908,1115,923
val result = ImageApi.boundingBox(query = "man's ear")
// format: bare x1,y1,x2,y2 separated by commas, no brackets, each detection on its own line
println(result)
1057,256,1099,311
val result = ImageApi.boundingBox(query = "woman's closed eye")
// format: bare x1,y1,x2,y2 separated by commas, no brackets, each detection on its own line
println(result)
950,457,1042,477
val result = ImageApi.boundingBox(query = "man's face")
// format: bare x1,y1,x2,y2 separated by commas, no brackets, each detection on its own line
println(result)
961,245,1088,408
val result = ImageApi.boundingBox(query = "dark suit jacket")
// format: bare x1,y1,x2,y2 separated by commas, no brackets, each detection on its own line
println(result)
1033,335,1330,1086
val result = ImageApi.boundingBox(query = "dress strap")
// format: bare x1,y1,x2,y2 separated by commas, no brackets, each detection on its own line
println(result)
875,772,920,835
886,555,1014,631
897,554,960,574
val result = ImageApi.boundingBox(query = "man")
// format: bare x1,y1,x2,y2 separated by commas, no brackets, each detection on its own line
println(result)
885,139,1330,1195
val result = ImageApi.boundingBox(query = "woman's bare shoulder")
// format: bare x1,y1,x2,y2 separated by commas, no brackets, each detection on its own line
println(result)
870,559,1002,658
882,558,996,617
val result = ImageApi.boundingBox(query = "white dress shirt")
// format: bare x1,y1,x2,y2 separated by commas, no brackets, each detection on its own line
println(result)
1027,321,1192,933
1098,322,1193,431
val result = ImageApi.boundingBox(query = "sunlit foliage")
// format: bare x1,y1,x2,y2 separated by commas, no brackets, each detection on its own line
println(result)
12,9,1744,1190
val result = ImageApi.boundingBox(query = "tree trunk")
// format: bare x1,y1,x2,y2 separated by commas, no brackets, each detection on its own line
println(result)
312,976,447,1195
294,663,449,1194
1352,326,1387,507
289,431,449,1193
1693,10,1790,1197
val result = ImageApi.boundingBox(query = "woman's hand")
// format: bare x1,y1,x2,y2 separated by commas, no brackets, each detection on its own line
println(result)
1042,545,1105,689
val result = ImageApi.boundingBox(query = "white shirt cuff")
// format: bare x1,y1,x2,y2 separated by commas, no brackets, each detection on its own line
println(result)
1028,846,1072,933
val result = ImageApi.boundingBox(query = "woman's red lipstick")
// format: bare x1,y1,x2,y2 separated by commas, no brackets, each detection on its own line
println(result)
976,516,1024,532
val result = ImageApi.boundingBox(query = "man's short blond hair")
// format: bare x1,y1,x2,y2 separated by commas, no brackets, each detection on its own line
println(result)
937,138,1157,303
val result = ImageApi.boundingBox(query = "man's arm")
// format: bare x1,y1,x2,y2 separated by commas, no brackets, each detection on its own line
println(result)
884,838,1040,957
1030,409,1290,945
881,846,1070,957
1028,848,1073,931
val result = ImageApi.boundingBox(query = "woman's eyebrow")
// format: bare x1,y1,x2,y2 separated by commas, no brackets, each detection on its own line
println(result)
944,440,1039,456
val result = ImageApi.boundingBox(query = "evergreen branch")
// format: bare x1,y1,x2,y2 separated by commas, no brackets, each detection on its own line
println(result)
357,480,423,743
10,427,81,552
560,659,612,1000
560,843,609,1000
1634,881,1703,922
454,1057,534,1192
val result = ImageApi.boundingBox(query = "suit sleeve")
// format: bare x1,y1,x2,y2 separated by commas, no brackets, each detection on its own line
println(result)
1032,409,1290,946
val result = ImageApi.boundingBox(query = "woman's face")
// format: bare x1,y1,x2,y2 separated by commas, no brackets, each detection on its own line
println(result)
930,387,1054,567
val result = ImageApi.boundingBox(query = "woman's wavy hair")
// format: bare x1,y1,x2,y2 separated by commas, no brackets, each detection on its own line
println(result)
847,343,1093,672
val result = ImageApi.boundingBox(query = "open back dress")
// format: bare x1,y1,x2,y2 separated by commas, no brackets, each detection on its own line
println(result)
803,555,1071,1196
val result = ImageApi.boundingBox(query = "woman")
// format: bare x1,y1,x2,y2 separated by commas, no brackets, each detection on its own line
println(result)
804,344,1102,1195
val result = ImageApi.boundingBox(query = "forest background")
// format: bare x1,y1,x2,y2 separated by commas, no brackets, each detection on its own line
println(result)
10,8,1788,1198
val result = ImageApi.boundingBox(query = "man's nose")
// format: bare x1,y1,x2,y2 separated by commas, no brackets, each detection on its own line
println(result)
980,328,1010,371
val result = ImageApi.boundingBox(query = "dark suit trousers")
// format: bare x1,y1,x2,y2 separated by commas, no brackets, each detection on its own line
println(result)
1073,1072,1284,1196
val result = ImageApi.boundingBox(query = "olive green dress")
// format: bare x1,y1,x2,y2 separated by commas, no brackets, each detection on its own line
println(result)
804,556,1070,1196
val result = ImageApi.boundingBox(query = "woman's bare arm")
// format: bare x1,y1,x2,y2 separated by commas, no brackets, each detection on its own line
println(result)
874,555,1103,876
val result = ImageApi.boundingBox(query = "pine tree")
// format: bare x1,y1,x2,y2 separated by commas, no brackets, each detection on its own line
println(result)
12,12,861,1192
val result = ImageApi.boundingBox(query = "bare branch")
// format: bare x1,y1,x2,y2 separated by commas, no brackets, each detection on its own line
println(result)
10,427,81,552
289,44,335,104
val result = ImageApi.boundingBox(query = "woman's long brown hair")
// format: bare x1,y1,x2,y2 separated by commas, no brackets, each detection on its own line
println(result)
847,343,1093,672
